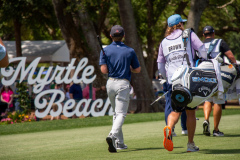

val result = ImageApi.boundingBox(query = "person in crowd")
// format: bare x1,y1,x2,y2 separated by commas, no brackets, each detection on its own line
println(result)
0,37,9,68
157,14,206,152
99,25,141,152
202,26,238,137
69,82,83,118
14,83,20,112
154,88,159,98
50,84,62,120
83,84,96,100
65,85,70,101
1,86,14,112
95,85,108,100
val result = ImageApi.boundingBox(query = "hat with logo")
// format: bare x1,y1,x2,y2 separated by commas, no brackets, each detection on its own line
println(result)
110,25,124,37
167,14,187,27
203,26,214,34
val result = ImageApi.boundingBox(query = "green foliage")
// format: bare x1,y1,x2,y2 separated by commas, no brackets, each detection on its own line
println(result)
199,0,240,59
1,0,240,61
0,82,34,125
0,0,62,40
1,111,34,124
7,111,32,123
15,82,31,113
227,32,240,59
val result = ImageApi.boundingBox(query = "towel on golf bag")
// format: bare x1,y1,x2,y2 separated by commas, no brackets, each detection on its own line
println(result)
210,59,224,100
171,61,237,108
226,78,240,104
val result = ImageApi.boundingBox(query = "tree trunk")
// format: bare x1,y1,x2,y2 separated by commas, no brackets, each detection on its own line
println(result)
118,0,160,113
187,0,209,32
52,0,107,89
14,19,22,57
145,0,154,80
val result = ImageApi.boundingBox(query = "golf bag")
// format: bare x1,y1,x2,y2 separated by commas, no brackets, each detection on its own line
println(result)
171,61,238,109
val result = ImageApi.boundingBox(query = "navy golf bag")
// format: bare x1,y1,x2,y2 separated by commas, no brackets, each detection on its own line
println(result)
171,61,238,109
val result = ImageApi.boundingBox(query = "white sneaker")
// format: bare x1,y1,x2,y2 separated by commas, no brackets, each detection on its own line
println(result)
172,131,177,137
213,130,224,136
106,134,117,153
182,130,188,135
116,143,128,150
187,142,199,152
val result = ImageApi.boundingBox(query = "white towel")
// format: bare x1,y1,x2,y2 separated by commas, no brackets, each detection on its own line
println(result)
211,59,224,99
226,78,240,104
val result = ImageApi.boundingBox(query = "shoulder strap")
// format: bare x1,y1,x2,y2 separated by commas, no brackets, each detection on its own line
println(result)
182,28,194,67
182,28,194,49
207,39,220,59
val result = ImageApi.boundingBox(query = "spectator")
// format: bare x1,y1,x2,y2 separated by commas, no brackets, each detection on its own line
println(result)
1,86,14,112
95,86,108,100
154,88,159,98
14,83,20,112
83,84,96,100
69,82,83,118
50,84,62,120
65,85,70,100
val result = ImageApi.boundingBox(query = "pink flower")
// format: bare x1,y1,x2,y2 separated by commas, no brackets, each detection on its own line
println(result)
11,122,13,124
1,118,12,122
1,118,6,122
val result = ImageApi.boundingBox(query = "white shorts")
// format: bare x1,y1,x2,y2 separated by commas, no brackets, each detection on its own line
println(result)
206,96,226,104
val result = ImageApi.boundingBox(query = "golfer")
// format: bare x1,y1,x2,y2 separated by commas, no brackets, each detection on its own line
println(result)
99,25,141,153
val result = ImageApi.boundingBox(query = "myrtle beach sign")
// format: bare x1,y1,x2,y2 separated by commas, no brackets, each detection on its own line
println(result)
1,57,113,118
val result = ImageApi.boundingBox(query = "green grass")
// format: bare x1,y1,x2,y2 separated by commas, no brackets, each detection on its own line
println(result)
0,108,240,135
0,109,240,160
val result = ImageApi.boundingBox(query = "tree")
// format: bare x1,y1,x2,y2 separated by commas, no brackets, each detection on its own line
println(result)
144,0,170,80
52,0,109,90
0,0,62,56
186,0,209,32
196,0,240,58
118,0,160,113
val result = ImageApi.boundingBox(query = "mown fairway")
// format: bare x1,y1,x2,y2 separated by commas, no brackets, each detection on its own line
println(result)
0,109,240,160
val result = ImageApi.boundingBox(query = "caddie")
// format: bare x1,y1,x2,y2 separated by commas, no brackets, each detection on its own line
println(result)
157,14,206,152
202,25,238,137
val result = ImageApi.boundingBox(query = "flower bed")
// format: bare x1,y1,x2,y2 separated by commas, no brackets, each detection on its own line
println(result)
0,111,35,125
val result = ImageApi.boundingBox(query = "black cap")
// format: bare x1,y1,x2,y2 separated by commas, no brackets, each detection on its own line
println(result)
110,25,124,37
203,26,214,34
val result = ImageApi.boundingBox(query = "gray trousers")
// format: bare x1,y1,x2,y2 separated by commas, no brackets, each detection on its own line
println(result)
107,78,131,144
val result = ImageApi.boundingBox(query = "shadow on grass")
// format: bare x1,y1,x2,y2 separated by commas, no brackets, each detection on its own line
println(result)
200,149,240,154
194,134,240,137
121,147,183,152
222,134,240,137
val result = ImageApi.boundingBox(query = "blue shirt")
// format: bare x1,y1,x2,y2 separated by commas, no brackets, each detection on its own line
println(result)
69,84,83,100
99,41,140,81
